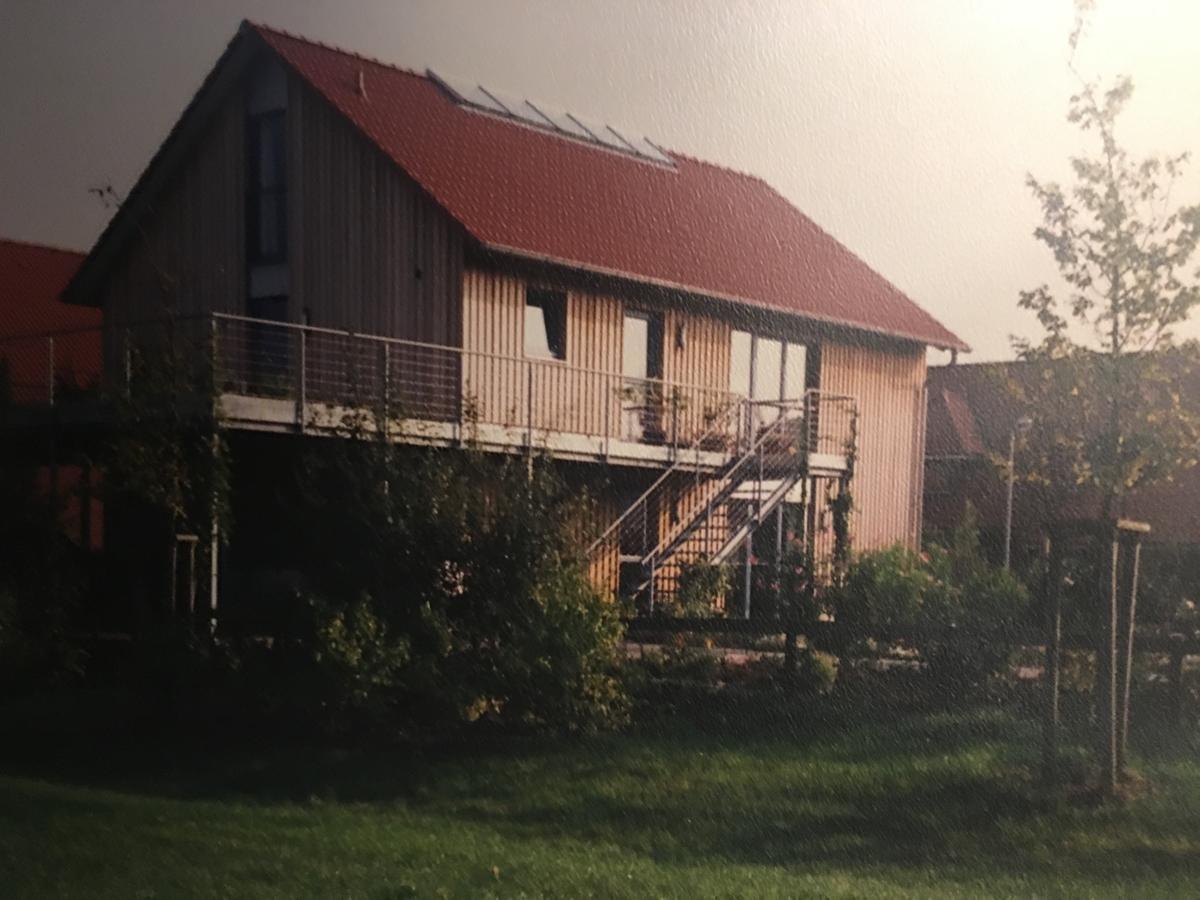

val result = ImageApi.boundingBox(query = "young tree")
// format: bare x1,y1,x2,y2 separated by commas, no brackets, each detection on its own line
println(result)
1014,1,1200,790
1014,44,1200,518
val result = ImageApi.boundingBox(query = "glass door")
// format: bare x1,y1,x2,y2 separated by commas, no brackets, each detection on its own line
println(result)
622,312,663,441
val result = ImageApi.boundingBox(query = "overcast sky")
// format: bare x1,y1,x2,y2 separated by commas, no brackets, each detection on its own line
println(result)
2,0,1198,360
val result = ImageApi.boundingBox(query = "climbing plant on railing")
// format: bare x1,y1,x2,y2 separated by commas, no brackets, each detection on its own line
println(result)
104,317,231,619
829,417,858,587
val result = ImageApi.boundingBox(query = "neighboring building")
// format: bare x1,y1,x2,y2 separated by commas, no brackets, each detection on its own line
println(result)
925,360,1200,563
0,238,102,549
20,22,964,617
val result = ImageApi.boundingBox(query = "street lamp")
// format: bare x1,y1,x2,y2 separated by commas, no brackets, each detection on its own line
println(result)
1004,415,1034,570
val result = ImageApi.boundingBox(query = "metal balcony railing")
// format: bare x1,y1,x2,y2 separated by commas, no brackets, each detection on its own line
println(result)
1,313,751,460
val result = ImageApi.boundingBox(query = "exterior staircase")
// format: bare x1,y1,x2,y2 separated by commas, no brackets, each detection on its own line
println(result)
588,389,857,614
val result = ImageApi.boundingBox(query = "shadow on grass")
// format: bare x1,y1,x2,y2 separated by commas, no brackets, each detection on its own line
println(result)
1,680,1198,888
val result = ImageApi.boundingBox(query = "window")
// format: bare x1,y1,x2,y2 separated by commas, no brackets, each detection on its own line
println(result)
525,288,567,360
247,110,287,263
730,330,808,417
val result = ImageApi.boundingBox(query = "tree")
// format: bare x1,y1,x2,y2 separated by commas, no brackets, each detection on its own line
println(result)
1014,43,1200,519
1014,0,1200,792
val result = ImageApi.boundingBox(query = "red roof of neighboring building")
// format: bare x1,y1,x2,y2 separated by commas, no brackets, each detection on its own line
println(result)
0,238,100,399
926,361,1200,544
247,23,965,351
0,238,94,336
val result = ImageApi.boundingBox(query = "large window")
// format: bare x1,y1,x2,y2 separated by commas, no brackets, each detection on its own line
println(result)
730,329,808,422
247,110,287,264
525,288,567,360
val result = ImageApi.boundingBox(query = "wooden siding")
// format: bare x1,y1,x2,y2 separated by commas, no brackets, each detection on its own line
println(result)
819,339,927,552
292,76,462,346
96,84,246,376
461,268,734,441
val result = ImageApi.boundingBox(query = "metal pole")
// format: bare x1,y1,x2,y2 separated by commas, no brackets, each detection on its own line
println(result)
525,362,534,450
297,327,307,432
47,336,55,406
742,536,753,619
1004,428,1016,570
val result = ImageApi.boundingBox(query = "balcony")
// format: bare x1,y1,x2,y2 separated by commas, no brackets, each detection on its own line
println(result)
2,313,856,473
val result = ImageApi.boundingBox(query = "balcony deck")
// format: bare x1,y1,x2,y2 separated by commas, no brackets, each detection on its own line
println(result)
1,313,855,474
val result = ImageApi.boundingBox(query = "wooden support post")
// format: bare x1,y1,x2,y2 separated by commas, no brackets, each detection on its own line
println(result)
1116,534,1142,775
1099,531,1119,796
1041,532,1063,786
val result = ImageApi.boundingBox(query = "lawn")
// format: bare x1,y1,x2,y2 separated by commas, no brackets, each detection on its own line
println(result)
1,697,1198,898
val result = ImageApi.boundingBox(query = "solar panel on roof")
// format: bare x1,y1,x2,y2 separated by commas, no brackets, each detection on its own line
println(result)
602,124,639,154
478,86,520,116
572,113,630,151
545,110,594,140
426,70,509,116
635,137,674,165
520,99,558,130
427,69,675,169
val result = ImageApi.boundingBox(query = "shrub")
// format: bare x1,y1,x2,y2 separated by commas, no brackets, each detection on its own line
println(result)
831,544,929,646
306,592,411,733
830,514,1029,691
792,648,839,696
277,442,628,735
674,557,731,617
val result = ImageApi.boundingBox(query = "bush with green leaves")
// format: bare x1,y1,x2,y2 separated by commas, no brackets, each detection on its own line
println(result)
830,514,1029,689
673,557,731,617
276,440,627,735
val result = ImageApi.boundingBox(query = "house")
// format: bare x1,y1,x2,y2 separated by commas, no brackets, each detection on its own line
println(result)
18,22,965,619
925,360,1200,565
0,237,102,549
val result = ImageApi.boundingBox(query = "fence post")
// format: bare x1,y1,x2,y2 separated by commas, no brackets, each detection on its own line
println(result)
46,336,55,406
1168,633,1186,730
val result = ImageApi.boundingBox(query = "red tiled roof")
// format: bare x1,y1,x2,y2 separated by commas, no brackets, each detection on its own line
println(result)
249,23,966,351
926,361,1200,544
0,238,101,396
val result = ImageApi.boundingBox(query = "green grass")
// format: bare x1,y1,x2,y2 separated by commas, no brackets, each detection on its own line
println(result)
1,700,1199,898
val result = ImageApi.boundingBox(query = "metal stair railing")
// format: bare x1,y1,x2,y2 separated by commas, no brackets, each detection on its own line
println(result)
585,394,752,594
634,397,807,608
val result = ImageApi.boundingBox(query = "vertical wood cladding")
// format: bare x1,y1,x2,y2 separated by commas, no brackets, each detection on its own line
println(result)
97,85,246,376
293,76,462,346
461,268,732,439
819,338,927,551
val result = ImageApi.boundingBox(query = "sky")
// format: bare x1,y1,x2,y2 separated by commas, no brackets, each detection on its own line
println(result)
1,0,1198,361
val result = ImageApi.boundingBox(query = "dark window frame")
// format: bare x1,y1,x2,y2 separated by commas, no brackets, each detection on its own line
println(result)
246,109,288,265
525,287,568,361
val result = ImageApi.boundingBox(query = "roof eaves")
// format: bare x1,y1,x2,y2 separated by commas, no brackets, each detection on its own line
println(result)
481,239,968,351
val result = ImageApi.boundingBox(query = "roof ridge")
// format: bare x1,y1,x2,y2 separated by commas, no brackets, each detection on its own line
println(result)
244,20,429,83
0,236,85,258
